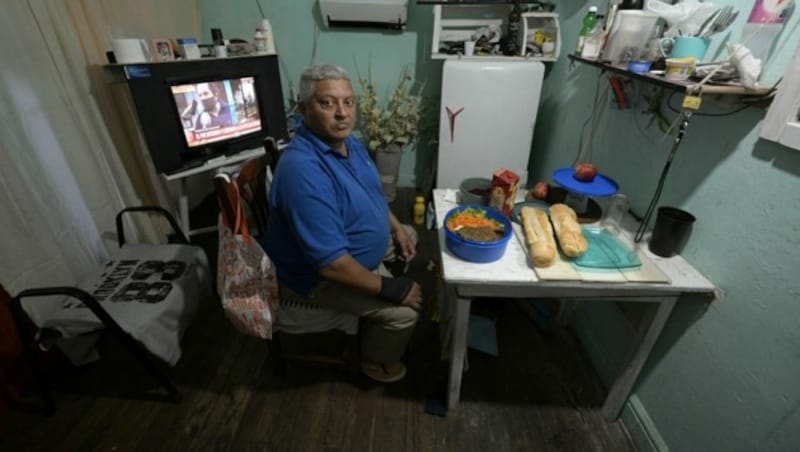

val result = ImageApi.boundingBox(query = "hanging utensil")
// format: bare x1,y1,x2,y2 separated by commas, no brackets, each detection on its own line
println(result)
634,112,692,244
703,6,738,38
713,10,739,35
696,8,720,37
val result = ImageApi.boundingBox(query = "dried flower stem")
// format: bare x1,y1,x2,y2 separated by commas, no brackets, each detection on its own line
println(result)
356,64,425,152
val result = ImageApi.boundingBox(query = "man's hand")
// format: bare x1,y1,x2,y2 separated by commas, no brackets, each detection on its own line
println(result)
379,276,422,311
393,225,417,263
400,281,423,312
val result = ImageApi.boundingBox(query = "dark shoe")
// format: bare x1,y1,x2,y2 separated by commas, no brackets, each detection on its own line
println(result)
361,361,406,383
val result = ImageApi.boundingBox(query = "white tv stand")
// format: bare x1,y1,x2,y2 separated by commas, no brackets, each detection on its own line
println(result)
161,146,267,238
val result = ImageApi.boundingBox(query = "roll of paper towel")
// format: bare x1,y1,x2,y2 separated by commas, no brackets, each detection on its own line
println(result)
112,39,151,63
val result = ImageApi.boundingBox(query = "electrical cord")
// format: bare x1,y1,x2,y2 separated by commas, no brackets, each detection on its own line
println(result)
666,78,780,117
633,111,691,243
633,75,780,242
256,0,265,18
667,91,754,117
574,73,603,166
573,72,610,167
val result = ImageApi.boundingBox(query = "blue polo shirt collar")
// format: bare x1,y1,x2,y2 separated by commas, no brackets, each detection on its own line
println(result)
296,124,352,158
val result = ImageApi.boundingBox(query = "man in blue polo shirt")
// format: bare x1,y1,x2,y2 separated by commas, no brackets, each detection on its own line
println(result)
264,64,422,383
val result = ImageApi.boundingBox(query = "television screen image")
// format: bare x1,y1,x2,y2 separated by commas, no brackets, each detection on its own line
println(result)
170,77,262,148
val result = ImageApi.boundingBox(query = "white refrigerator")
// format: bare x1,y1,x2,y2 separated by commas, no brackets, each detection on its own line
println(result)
436,59,545,188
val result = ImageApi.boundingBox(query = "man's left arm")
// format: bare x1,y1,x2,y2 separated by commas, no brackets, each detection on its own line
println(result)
389,212,416,262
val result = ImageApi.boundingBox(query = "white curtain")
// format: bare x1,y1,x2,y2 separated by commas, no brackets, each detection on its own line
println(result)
0,1,199,294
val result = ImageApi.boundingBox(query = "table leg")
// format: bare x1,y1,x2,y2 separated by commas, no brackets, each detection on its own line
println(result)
602,296,678,420
447,292,472,410
178,178,190,238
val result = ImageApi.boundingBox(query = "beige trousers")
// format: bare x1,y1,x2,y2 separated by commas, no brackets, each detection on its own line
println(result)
279,225,419,364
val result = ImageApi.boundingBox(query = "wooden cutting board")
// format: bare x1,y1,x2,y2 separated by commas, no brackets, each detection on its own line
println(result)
512,223,580,281
512,224,670,284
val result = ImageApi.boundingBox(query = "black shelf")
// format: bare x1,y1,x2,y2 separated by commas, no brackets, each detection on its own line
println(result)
569,55,680,91
569,55,771,95
417,1,548,4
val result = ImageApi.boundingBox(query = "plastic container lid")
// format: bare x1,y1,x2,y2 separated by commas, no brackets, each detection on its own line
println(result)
552,168,619,197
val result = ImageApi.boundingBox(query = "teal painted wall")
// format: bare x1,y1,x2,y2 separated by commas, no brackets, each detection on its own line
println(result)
198,0,442,188
200,1,800,450
536,1,800,451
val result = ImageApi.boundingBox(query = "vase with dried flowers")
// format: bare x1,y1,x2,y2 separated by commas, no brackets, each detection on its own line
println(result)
356,65,425,201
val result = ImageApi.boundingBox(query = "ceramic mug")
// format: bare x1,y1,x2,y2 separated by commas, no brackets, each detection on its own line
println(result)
659,36,710,61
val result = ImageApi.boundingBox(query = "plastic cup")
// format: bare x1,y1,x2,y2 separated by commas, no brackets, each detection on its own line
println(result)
602,194,630,235
464,40,476,56
648,207,695,257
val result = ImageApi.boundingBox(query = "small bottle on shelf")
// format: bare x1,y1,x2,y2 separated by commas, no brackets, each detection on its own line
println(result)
575,6,599,56
580,19,604,60
253,28,267,54
260,19,277,54
413,196,426,225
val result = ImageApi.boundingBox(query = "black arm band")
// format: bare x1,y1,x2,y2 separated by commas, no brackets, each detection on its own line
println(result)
379,276,414,304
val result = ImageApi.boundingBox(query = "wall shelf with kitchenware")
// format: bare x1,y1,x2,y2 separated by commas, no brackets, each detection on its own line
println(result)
430,3,560,61
568,55,773,96
418,1,552,4
569,52,776,244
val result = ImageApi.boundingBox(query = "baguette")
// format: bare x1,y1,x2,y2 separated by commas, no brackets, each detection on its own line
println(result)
520,206,557,267
549,203,588,257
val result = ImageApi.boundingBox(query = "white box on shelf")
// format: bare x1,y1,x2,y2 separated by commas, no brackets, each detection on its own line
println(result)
431,4,559,61
519,12,560,60
431,4,505,58
176,37,201,60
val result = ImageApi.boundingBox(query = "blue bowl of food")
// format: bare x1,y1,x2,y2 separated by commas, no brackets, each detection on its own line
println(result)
444,205,513,263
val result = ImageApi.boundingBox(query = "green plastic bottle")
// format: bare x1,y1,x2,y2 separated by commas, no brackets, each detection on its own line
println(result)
575,6,598,56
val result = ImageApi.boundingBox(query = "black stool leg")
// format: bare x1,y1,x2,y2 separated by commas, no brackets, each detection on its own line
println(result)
10,297,55,415
14,288,182,405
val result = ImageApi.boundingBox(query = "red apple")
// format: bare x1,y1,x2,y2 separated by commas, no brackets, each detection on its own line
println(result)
574,163,598,182
530,182,549,200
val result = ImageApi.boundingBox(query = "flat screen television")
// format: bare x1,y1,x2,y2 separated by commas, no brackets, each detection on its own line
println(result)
123,55,288,174
170,76,262,148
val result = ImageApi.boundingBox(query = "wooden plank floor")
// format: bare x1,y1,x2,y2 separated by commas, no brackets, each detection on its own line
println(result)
3,188,635,452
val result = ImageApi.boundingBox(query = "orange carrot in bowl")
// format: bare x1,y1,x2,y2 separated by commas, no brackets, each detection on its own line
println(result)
446,208,503,232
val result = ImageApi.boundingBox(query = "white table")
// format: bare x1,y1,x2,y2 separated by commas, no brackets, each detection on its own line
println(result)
161,147,266,238
433,188,717,420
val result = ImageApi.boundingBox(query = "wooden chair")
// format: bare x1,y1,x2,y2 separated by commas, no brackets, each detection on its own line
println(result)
214,139,359,375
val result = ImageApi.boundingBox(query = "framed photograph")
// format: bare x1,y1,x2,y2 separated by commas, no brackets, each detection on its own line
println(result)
150,38,174,62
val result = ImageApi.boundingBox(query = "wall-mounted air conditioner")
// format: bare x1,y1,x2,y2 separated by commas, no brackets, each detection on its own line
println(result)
319,0,408,30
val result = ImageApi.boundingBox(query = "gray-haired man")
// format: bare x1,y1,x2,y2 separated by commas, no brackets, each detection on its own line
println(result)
263,64,422,382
